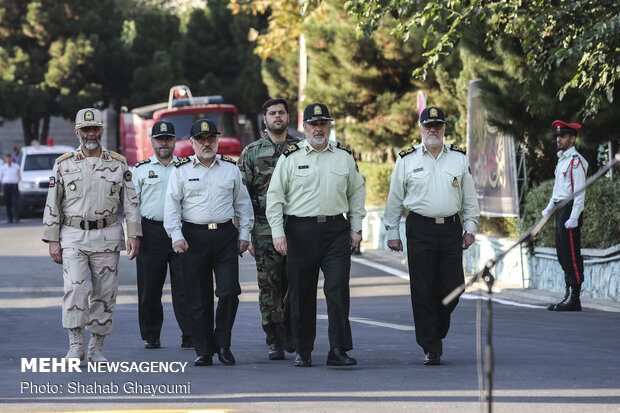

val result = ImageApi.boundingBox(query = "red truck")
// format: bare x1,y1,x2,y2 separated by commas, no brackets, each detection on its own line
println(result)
120,85,243,166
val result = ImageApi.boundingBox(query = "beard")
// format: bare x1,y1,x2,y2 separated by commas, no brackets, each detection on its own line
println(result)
80,136,101,151
155,146,173,159
266,120,287,134
423,134,443,149
306,133,327,149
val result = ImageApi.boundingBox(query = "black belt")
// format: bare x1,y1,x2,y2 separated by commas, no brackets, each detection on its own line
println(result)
182,220,233,230
64,215,117,230
287,214,344,223
409,211,458,224
142,217,163,225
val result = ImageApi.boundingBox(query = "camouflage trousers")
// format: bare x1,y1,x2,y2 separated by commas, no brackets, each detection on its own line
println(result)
61,248,120,336
253,224,289,328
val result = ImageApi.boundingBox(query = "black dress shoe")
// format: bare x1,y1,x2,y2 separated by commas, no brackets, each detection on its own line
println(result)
424,352,441,366
294,353,312,367
144,339,161,349
327,348,357,366
194,356,213,366
217,347,236,365
181,336,193,349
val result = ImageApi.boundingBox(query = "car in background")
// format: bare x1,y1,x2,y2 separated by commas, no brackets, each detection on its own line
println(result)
17,144,75,215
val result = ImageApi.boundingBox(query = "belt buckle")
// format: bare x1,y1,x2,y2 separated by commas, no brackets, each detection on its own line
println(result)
208,223,218,230
435,217,445,224
97,219,104,229
317,215,326,223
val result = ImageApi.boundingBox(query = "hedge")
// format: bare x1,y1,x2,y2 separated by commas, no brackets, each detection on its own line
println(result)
522,176,620,249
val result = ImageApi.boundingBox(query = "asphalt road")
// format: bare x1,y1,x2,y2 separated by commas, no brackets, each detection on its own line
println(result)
0,219,619,413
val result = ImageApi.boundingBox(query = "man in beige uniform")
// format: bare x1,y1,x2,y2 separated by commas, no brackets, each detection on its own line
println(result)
266,103,366,368
43,108,141,364
384,106,480,366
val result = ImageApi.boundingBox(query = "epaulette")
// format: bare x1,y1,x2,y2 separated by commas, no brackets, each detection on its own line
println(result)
336,142,352,155
283,144,300,157
174,157,191,168
450,144,466,155
55,152,73,163
220,155,237,165
398,146,416,158
109,151,126,162
134,158,151,168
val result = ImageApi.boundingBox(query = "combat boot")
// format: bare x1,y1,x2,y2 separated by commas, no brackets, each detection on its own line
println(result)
87,333,108,363
547,286,570,311
65,328,84,363
266,324,285,360
553,285,582,311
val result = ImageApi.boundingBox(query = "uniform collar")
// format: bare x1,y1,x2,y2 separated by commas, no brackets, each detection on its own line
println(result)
421,143,448,155
302,139,334,155
151,154,178,166
74,146,109,162
558,146,576,159
191,154,219,168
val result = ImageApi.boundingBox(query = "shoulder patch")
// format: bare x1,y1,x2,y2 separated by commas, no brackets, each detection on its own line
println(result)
135,158,152,168
174,157,191,168
56,152,73,163
398,146,416,158
220,155,237,165
109,151,126,162
283,144,300,157
336,142,353,155
450,144,466,155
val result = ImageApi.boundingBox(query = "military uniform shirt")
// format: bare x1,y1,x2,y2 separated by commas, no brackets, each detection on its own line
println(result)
384,143,480,239
164,154,254,243
42,146,142,251
238,133,301,223
545,146,588,220
266,139,367,239
132,155,179,221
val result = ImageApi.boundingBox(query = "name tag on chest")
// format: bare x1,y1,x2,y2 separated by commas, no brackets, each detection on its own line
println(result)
189,178,200,181
298,165,309,169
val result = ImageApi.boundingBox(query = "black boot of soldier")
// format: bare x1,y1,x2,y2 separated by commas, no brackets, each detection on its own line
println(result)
547,286,570,311
266,324,285,360
553,284,582,311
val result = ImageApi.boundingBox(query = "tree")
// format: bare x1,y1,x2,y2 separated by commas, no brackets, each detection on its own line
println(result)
0,0,126,144
340,0,619,120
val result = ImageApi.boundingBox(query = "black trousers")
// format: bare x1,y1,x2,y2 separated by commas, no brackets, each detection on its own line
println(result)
181,221,241,357
285,215,352,355
406,213,464,355
136,218,191,341
554,203,584,286
2,183,19,222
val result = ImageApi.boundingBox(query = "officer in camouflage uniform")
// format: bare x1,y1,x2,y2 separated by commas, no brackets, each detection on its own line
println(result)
238,98,300,360
43,108,141,364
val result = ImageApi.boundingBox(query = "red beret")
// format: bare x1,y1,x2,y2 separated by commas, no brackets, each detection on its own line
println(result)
552,120,581,136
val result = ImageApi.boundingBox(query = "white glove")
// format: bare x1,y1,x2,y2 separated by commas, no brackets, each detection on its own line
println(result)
542,207,553,217
564,218,578,229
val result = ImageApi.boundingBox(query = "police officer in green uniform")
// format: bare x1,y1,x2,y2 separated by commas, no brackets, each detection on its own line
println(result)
384,106,480,366
238,98,300,360
133,121,192,349
266,103,366,368
164,119,254,367
543,120,588,312
43,108,142,364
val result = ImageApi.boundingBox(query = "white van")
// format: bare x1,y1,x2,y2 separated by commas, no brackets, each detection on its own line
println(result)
17,144,75,214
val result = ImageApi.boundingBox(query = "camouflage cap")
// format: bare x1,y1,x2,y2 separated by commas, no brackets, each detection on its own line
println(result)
75,108,104,130
190,119,220,138
303,103,333,123
152,120,176,139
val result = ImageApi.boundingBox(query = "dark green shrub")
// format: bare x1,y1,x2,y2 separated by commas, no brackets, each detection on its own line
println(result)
358,161,393,207
522,177,620,249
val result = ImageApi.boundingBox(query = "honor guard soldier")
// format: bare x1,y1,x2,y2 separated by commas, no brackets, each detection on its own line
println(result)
132,121,192,349
238,98,300,360
266,103,366,368
543,120,588,311
384,106,480,366
164,119,254,367
43,108,141,364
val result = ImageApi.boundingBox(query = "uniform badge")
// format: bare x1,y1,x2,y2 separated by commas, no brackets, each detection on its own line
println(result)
69,181,77,191
111,183,121,193
75,154,84,161
148,170,158,178
49,177,55,188
201,121,209,132
84,110,94,121
160,123,168,132
313,105,322,115
452,177,459,187
124,170,132,181
430,108,438,118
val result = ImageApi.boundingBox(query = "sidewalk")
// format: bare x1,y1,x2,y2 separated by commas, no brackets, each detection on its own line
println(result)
356,248,620,313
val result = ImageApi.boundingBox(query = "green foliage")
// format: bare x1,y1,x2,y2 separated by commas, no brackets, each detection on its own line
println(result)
357,161,393,207
477,216,519,238
522,177,620,250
